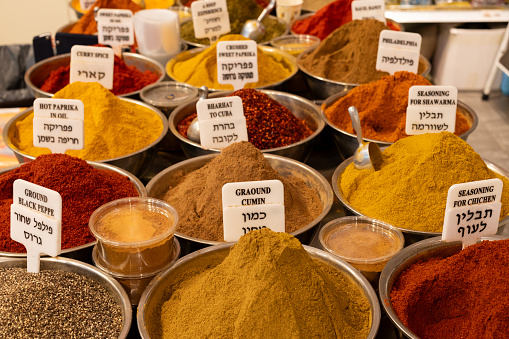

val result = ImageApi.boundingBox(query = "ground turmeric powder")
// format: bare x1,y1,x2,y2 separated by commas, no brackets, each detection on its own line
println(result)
340,132,509,233
13,82,163,161
167,34,294,90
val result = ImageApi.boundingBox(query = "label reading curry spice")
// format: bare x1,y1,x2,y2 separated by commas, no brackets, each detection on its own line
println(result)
70,45,114,89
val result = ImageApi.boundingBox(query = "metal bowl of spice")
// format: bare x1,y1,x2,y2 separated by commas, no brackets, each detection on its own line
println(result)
168,89,324,162
379,235,508,339
24,52,165,99
321,91,478,160
146,150,333,255
297,50,432,100
0,159,147,262
0,256,132,337
137,238,381,338
3,98,168,177
332,155,509,244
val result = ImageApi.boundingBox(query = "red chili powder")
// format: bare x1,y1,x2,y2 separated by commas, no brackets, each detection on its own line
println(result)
390,239,509,339
39,54,160,95
177,88,313,149
0,154,139,253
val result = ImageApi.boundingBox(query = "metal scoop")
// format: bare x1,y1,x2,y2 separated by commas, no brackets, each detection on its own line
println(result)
348,106,383,171
240,0,276,41
186,86,209,143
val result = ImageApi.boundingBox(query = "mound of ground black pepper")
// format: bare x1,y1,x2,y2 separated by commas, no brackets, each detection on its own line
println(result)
0,268,123,338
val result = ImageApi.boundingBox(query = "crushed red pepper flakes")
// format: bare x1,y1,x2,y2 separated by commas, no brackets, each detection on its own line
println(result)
177,89,313,149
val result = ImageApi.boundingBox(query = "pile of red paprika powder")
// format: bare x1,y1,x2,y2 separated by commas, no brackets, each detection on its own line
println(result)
0,154,139,253
177,88,313,150
291,0,400,40
390,238,509,339
39,53,160,96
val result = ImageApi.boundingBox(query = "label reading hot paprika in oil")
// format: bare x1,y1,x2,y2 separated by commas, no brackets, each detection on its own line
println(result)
442,179,503,248
196,96,248,149
10,179,62,273
217,40,258,90
222,180,285,242
405,85,457,135
376,30,421,75
191,0,231,44
97,9,134,47
70,45,114,89
351,0,386,24
33,98,85,154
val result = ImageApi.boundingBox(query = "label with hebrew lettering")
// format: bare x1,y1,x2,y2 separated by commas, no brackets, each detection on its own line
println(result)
351,0,386,23
442,179,503,248
33,98,85,154
191,0,231,44
97,9,134,46
70,45,114,89
11,179,62,273
79,0,95,11
196,96,248,149
222,180,285,242
217,40,258,90
376,30,421,75
405,85,458,135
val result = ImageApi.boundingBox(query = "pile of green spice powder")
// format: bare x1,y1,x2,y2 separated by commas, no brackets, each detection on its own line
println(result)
0,268,123,337
180,0,286,45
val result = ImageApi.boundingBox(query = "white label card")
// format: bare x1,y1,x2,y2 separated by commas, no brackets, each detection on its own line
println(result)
70,45,114,89
80,0,95,11
376,30,421,75
222,180,285,242
351,0,386,24
196,96,248,149
442,179,503,248
33,98,85,154
217,40,258,90
405,86,458,135
191,0,231,44
11,179,62,273
97,9,135,47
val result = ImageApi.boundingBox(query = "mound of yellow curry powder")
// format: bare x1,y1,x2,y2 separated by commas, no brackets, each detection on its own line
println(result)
160,228,371,338
12,82,163,161
340,132,509,233
167,34,294,90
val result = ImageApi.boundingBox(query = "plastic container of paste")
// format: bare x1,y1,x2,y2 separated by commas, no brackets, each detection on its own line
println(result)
89,197,179,276
319,216,404,283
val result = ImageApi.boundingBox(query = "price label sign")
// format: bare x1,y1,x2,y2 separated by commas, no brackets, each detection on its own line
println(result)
196,96,248,149
217,40,258,90
97,9,135,47
376,30,421,75
33,98,85,154
405,85,458,135
10,179,62,273
443,179,503,248
191,0,231,44
351,0,386,24
79,0,95,11
222,180,285,242
70,45,114,89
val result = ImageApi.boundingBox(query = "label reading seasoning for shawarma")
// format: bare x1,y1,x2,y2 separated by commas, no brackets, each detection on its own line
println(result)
97,9,134,47
222,180,285,242
376,30,421,75
196,96,248,149
351,0,386,24
32,98,85,154
70,45,114,89
442,178,503,248
79,0,95,11
405,85,457,135
191,0,231,44
217,40,259,90
10,179,62,273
